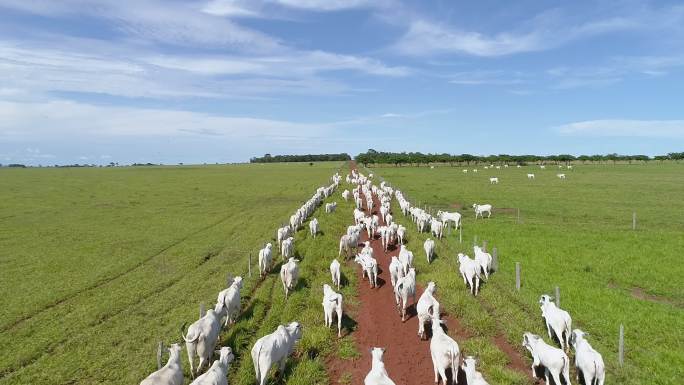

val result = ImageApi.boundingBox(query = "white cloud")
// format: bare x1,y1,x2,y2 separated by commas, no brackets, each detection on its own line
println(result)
392,8,650,57
0,100,332,139
556,119,684,138
271,0,381,12
448,70,525,85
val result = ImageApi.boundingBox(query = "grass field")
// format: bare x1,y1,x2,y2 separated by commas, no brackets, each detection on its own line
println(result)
0,162,357,384
366,163,683,385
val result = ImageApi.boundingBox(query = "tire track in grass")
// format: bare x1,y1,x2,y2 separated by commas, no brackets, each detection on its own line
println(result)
1,213,238,333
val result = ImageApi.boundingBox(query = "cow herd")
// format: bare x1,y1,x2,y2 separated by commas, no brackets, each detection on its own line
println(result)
140,164,605,385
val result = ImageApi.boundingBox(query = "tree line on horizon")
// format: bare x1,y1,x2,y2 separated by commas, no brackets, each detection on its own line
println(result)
250,153,351,163
354,149,684,166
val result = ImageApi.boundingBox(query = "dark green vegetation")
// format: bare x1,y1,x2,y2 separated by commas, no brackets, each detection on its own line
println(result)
0,162,357,384
355,148,684,166
369,163,683,385
250,153,351,163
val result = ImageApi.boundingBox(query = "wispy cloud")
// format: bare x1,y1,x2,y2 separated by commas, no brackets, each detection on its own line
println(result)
390,6,677,57
556,119,684,138
547,55,684,89
448,70,525,85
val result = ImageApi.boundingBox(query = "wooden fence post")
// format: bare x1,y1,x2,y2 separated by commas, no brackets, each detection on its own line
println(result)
473,235,478,247
517,208,520,224
515,262,521,291
632,212,636,230
157,341,163,370
555,286,560,307
482,240,487,252
248,252,252,278
619,324,625,367
200,303,205,318
459,226,462,243
492,247,498,272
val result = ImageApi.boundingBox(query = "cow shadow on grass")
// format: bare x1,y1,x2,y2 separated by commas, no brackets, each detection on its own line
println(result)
341,313,358,337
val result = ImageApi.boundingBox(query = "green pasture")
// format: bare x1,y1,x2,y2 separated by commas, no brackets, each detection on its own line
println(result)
366,163,683,385
0,162,355,384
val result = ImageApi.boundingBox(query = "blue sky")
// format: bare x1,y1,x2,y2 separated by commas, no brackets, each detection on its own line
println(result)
1,0,683,165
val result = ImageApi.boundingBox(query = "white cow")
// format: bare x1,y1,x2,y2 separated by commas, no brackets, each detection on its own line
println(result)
458,253,481,296
436,210,461,230
424,238,435,263
430,219,444,239
388,256,404,289
251,322,303,385
364,348,396,385
570,329,605,385
281,237,294,259
214,276,243,327
355,196,363,209
309,218,319,238
463,169,468,173
473,245,492,280
540,165,546,169
430,316,460,385
567,165,573,170
258,243,273,277
522,332,572,385
398,245,414,275
280,258,300,299
461,356,490,385
354,253,378,288
393,268,416,322
181,309,221,378
342,189,350,201
330,259,341,290
140,343,184,385
276,226,291,249
473,203,492,219
527,173,535,179
322,284,343,337
557,173,566,179
489,177,499,184
539,295,572,351
417,282,440,340
189,346,234,385
326,202,337,213
396,225,406,245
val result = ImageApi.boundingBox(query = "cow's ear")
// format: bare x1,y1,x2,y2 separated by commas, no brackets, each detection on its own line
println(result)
381,348,386,353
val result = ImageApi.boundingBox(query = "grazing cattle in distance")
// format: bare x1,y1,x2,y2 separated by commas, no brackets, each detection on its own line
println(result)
522,332,572,385
364,348,397,385
139,343,184,385
436,210,461,230
252,322,303,385
489,177,499,184
527,173,535,179
472,203,492,219
325,202,337,213
557,173,566,179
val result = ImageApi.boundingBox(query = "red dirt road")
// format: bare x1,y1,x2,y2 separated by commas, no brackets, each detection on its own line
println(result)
327,164,470,385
